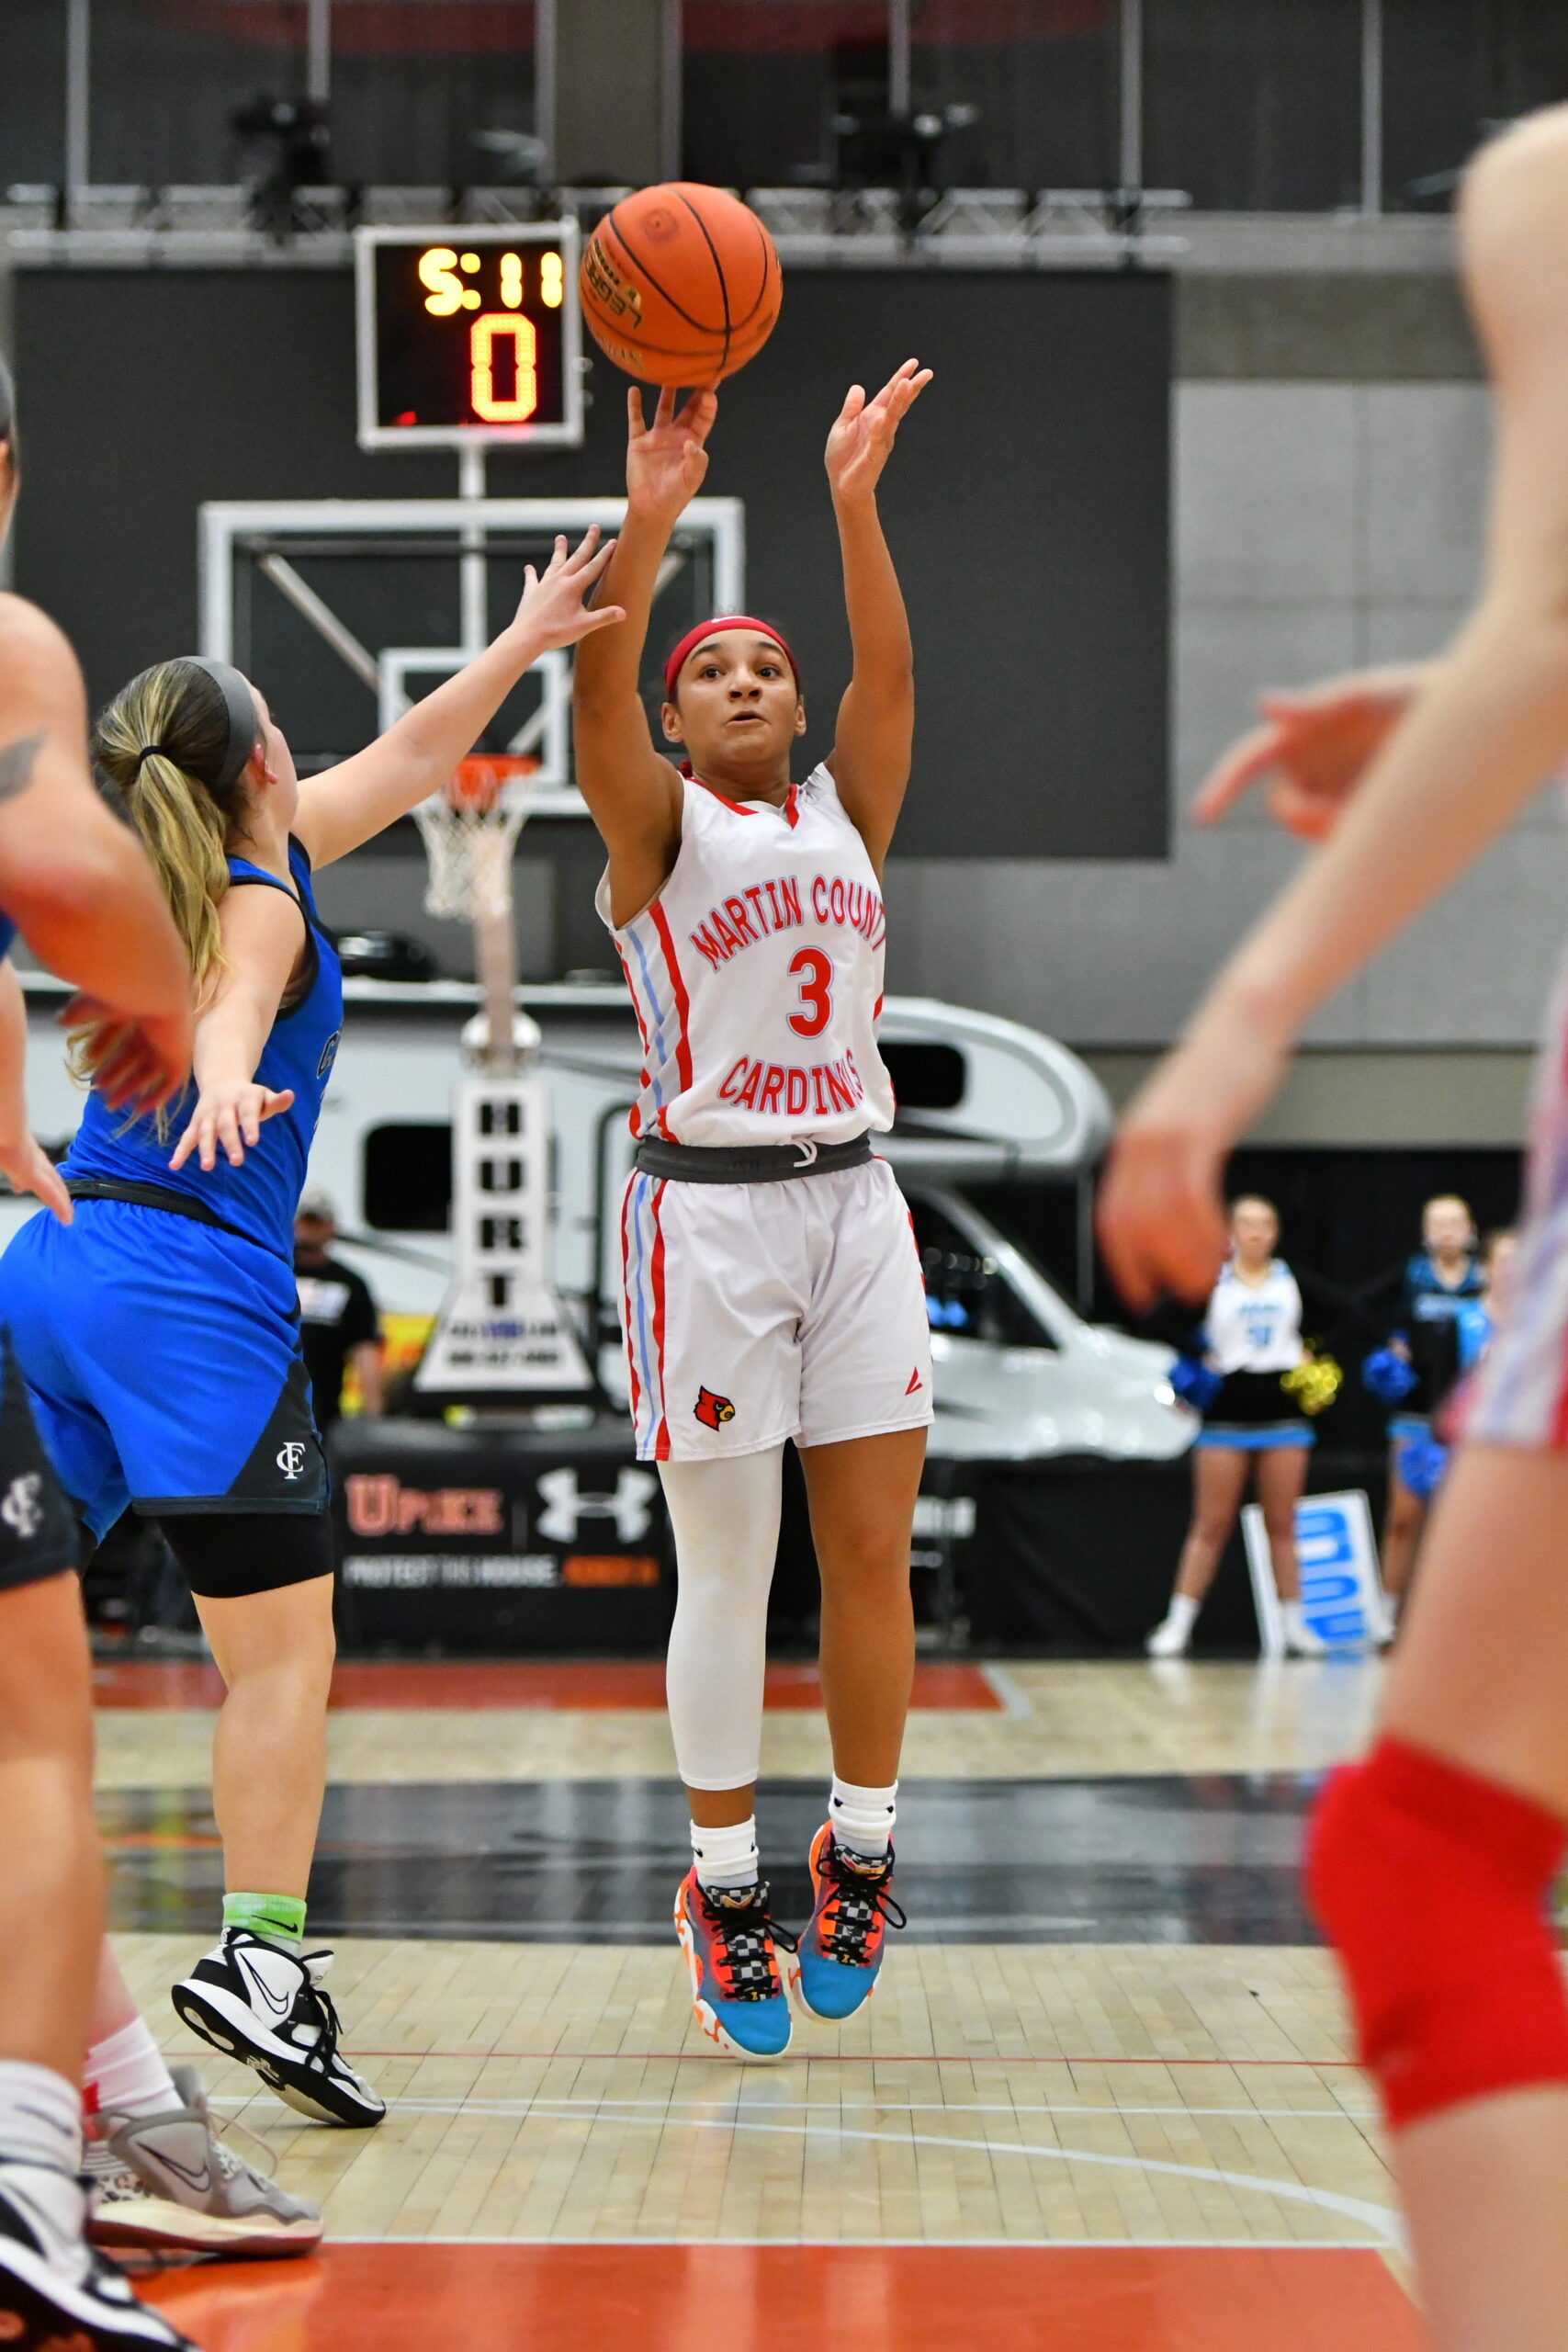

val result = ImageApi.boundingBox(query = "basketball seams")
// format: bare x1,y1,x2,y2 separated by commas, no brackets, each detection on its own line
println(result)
582,187,781,386
604,202,727,342
672,192,733,375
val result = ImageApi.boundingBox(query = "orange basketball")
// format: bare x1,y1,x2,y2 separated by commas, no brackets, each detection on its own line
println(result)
580,182,782,388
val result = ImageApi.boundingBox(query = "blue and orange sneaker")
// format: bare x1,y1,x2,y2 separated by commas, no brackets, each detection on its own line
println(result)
673,1870,795,2059
792,1826,906,2023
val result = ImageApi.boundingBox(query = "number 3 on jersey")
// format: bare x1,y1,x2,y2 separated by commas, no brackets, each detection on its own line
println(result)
787,947,834,1038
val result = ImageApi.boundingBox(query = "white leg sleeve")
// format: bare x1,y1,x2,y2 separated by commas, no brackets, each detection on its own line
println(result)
660,1445,784,1792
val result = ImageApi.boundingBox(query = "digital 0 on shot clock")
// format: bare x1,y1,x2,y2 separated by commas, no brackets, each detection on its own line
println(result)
354,221,585,450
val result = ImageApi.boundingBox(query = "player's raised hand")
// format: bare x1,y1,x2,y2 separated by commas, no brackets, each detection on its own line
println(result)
825,360,932,502
1097,1013,1290,1312
509,529,626,651
169,1080,296,1174
626,386,717,522
1192,663,1430,839
0,1129,71,1225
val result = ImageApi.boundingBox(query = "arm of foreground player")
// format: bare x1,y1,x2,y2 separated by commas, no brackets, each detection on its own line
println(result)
1098,112,1568,1310
293,532,625,869
0,961,69,1224
1099,595,1568,1309
0,605,192,1112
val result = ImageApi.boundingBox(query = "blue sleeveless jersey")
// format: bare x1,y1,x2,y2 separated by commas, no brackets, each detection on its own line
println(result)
63,838,342,1261
0,914,16,963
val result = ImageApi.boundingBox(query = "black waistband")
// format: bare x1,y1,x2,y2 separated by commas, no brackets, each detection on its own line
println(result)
632,1133,874,1185
64,1176,255,1247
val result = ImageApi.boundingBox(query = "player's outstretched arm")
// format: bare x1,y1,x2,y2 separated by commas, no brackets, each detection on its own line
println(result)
167,883,302,1173
1098,107,1568,1310
824,360,931,873
0,598,192,1114
295,530,624,868
573,388,716,918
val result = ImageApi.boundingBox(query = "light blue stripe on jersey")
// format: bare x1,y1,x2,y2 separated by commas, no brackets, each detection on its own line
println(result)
626,1172,658,1454
625,924,671,1120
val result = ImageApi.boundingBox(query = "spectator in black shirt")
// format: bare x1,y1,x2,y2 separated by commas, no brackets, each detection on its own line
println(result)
293,1191,383,1433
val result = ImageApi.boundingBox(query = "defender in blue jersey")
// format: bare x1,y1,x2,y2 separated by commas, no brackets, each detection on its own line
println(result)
0,532,625,2129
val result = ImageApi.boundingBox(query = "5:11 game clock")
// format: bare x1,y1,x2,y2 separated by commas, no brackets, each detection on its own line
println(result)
355,221,584,449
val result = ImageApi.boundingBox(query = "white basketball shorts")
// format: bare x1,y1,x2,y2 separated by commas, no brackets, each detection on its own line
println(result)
618,1156,934,1462
1470,951,1568,1449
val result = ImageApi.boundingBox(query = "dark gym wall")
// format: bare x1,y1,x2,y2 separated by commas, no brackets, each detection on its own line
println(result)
11,264,1170,859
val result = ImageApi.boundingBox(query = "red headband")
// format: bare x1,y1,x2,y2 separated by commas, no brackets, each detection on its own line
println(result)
662,616,801,700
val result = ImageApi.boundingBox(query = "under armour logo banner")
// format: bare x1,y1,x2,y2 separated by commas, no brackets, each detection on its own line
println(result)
0,1473,43,1541
535,1465,657,1545
276,1442,309,1482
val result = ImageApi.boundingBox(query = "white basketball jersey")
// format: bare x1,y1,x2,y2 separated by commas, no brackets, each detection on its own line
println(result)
598,763,897,1147
1204,1260,1304,1374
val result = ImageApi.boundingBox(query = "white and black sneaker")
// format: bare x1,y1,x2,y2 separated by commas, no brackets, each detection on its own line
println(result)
171,1929,387,2129
0,2160,197,2347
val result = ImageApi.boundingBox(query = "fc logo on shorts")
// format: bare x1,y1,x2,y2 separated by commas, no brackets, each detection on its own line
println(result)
694,1387,736,1430
276,1442,309,1482
0,1473,43,1541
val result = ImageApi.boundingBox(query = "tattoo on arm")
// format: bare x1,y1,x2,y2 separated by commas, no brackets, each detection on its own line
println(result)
0,734,44,808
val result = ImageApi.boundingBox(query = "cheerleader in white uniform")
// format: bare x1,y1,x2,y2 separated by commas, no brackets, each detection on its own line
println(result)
573,365,932,2058
1146,1195,1325,1657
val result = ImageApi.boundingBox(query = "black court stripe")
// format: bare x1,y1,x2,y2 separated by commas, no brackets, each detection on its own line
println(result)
604,202,726,343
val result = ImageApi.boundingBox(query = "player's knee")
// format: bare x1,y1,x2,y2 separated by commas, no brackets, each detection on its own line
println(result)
1307,1736,1568,2130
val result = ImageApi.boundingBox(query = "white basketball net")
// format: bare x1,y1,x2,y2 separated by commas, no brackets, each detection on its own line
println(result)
414,762,538,924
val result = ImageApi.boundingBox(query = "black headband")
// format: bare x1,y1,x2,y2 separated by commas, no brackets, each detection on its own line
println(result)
175,655,260,795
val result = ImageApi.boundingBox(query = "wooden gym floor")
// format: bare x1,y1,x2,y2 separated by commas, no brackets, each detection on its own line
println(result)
96,1657,1424,2348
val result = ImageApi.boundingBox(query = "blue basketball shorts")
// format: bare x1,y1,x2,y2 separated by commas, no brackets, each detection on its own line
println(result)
0,1200,327,1542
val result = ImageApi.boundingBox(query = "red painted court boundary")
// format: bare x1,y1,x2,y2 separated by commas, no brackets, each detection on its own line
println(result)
92,1657,1000,1713
147,2243,1425,2351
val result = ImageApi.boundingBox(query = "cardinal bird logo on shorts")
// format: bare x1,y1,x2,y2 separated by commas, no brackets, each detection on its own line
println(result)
694,1386,736,1430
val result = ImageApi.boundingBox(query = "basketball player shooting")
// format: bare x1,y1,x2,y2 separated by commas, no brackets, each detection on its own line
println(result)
573,360,933,2059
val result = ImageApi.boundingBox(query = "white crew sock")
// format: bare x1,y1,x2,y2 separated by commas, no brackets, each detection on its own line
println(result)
1162,1594,1200,1641
1282,1599,1313,1644
85,2016,180,2120
692,1815,760,1891
0,2061,87,2250
829,1776,897,1859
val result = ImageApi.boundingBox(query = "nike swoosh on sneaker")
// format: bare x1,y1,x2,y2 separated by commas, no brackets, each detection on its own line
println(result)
234,1955,293,2017
144,2150,213,2196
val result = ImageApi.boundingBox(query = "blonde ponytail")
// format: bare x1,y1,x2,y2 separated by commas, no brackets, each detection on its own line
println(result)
72,660,257,1100
90,660,257,1010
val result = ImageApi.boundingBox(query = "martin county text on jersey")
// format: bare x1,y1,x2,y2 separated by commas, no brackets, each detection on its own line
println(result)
687,869,886,970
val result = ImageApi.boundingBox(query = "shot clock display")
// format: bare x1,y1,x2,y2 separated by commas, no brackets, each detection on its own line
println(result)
354,222,584,449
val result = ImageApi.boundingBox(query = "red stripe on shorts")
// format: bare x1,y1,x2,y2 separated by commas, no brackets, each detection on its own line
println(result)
650,1179,671,1461
1550,1344,1568,1449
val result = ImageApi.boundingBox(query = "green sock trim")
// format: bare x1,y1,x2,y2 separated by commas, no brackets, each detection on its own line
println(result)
222,1892,307,1951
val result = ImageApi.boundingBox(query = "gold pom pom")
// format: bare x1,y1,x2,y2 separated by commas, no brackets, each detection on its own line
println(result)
1280,1355,1343,1417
